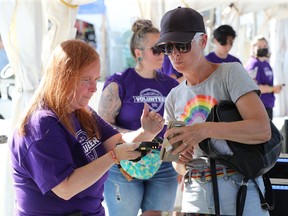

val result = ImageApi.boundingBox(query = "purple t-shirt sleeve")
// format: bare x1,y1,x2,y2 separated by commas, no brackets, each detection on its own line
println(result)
245,57,257,72
95,112,119,143
103,72,125,100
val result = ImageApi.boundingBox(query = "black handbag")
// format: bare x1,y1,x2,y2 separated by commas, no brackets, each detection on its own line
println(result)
199,100,283,216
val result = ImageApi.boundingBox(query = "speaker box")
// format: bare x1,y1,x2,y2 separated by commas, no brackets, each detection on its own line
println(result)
268,154,288,216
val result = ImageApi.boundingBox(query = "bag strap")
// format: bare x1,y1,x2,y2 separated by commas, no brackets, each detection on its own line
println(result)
236,178,248,216
210,158,221,216
207,105,220,216
236,174,275,216
258,173,275,210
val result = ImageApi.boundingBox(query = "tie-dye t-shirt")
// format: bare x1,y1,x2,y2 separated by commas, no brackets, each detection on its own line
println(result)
164,62,259,160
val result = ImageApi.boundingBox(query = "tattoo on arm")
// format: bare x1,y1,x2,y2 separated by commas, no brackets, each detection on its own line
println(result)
98,82,122,125
98,83,132,133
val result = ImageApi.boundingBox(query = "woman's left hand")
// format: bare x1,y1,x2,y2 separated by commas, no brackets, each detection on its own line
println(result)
141,103,164,135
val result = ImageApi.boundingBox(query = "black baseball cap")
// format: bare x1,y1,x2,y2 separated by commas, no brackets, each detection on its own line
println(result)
156,6,206,45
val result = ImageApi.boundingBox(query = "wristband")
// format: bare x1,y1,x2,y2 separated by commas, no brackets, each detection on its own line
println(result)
270,86,274,93
109,149,120,164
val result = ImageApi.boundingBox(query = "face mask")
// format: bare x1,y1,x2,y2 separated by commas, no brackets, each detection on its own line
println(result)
256,48,268,57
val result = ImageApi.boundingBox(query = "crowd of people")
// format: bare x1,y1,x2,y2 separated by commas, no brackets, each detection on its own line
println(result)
6,5,284,216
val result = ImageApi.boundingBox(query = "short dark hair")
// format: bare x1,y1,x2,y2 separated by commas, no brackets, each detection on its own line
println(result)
213,24,236,45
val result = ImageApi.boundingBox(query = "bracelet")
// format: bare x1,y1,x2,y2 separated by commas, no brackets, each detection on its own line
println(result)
270,86,274,93
109,149,120,164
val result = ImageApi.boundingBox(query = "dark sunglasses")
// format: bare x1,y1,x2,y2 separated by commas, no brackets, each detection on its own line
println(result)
139,46,162,56
157,41,192,55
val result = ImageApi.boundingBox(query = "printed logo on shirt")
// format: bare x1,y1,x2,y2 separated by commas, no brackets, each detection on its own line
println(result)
133,88,165,112
180,95,218,125
76,129,101,161
264,67,273,81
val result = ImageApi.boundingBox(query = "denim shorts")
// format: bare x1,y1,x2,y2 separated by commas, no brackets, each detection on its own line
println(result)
182,173,270,216
104,162,178,216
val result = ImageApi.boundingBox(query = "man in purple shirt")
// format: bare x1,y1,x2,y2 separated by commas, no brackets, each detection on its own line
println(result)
206,25,241,64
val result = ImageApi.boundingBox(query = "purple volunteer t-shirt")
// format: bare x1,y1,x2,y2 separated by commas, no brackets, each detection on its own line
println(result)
205,52,242,64
9,108,118,216
159,55,183,78
103,68,178,139
245,56,275,108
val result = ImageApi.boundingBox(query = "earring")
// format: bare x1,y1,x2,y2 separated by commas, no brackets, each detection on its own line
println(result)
138,57,143,62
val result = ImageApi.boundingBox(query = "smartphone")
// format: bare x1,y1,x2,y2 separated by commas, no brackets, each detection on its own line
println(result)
135,141,159,151
160,121,185,162
167,121,186,151
117,142,159,162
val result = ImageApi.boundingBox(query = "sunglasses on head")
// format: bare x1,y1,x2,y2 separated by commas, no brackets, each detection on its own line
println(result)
157,41,192,55
139,46,162,56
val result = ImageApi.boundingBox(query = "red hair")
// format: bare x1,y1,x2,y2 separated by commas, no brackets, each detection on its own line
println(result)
19,39,100,139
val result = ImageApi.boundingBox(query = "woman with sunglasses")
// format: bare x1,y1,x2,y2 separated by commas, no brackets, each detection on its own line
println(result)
98,19,179,216
156,7,270,216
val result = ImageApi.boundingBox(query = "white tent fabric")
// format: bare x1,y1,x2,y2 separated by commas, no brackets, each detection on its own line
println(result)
0,0,46,128
0,0,95,215
0,1,46,214
42,0,79,69
270,19,288,117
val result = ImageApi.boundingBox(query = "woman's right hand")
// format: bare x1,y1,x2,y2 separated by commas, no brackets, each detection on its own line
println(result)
114,142,142,161
273,84,283,94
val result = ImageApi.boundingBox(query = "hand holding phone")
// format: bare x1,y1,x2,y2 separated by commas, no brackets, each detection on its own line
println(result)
131,142,159,162
160,121,185,162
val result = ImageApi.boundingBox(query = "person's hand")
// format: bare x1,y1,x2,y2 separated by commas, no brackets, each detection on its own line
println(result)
140,103,164,135
114,142,141,161
177,147,194,165
164,123,205,155
273,84,283,94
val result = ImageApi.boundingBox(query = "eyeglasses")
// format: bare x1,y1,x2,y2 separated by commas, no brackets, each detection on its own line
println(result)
157,41,192,55
138,46,162,56
79,78,97,87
